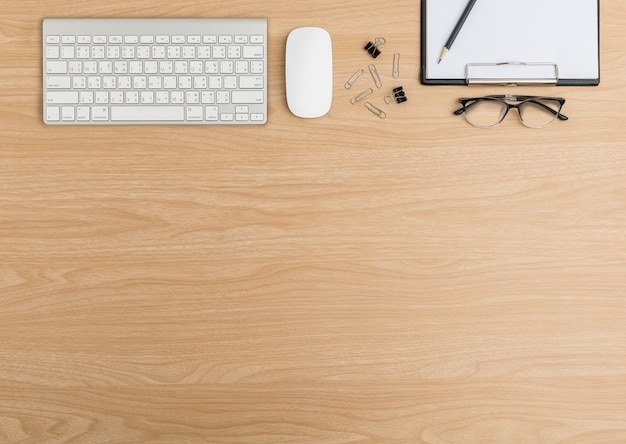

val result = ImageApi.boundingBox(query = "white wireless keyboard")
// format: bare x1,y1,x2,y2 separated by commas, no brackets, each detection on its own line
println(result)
43,18,267,125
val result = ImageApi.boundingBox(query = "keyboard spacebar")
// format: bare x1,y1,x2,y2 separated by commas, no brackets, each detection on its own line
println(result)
111,106,185,121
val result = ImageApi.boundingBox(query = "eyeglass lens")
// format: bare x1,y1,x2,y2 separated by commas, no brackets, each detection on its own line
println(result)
518,99,562,128
464,98,508,128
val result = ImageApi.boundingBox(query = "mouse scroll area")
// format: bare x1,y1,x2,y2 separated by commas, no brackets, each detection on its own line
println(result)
285,27,333,119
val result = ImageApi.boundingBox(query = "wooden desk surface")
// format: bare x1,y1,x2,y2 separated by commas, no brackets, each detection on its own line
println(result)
2,1,625,442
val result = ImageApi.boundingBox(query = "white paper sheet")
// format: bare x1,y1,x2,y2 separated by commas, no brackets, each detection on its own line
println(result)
424,0,599,83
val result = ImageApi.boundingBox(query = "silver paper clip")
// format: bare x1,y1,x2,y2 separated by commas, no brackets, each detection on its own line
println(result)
392,52,401,79
350,88,374,105
345,68,364,90
364,101,387,119
369,64,382,89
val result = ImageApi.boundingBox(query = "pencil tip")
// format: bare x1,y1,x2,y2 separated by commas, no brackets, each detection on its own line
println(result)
438,47,449,64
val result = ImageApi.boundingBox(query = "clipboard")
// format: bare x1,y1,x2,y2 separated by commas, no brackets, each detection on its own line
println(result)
420,0,600,86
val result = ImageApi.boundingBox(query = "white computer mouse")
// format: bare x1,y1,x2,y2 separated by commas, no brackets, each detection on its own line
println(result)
285,27,333,119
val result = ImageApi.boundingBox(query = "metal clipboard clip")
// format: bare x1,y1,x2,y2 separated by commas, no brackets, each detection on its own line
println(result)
465,62,560,86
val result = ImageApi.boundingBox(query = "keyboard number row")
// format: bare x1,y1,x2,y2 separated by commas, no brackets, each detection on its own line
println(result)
46,60,264,75
45,45,264,60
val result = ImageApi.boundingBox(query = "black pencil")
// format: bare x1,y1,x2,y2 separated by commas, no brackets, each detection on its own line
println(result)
438,0,478,63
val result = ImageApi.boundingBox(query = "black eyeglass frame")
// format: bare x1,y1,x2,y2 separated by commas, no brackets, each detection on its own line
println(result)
454,95,569,128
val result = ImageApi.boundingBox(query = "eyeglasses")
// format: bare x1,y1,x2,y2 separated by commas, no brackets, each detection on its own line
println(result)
454,95,568,128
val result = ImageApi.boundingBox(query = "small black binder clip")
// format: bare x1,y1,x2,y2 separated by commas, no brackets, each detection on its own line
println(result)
384,86,408,104
364,37,386,59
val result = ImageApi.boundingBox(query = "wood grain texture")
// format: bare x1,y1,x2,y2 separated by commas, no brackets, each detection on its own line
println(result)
2,1,626,443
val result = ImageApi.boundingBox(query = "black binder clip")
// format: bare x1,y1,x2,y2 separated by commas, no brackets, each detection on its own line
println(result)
364,37,386,59
384,86,408,104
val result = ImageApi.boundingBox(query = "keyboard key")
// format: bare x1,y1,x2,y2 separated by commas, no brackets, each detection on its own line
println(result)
250,35,264,43
84,61,97,73
152,46,165,59
77,46,90,59
145,61,158,74
186,106,203,120
111,106,185,121
103,76,116,88
205,106,218,120
96,91,109,104
228,46,241,58
235,61,249,74
107,46,120,59
46,91,79,104
75,74,90,88
46,106,60,121
209,76,222,89
46,36,60,44
202,91,215,104
99,61,113,74
110,91,124,103
61,46,75,59
205,61,219,74
250,61,264,74
46,46,60,59
224,76,237,89
221,61,234,74
213,46,226,59
231,91,264,104
76,106,90,121
156,91,169,103
92,46,105,59
141,91,154,104
171,91,184,103
243,46,264,58
137,46,151,59
80,91,94,104
46,75,71,89
61,106,75,121
217,91,229,104
125,91,139,103
122,46,135,59
87,76,101,88
92,106,109,120
69,61,82,73
182,46,196,59
240,76,264,89
198,46,212,58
